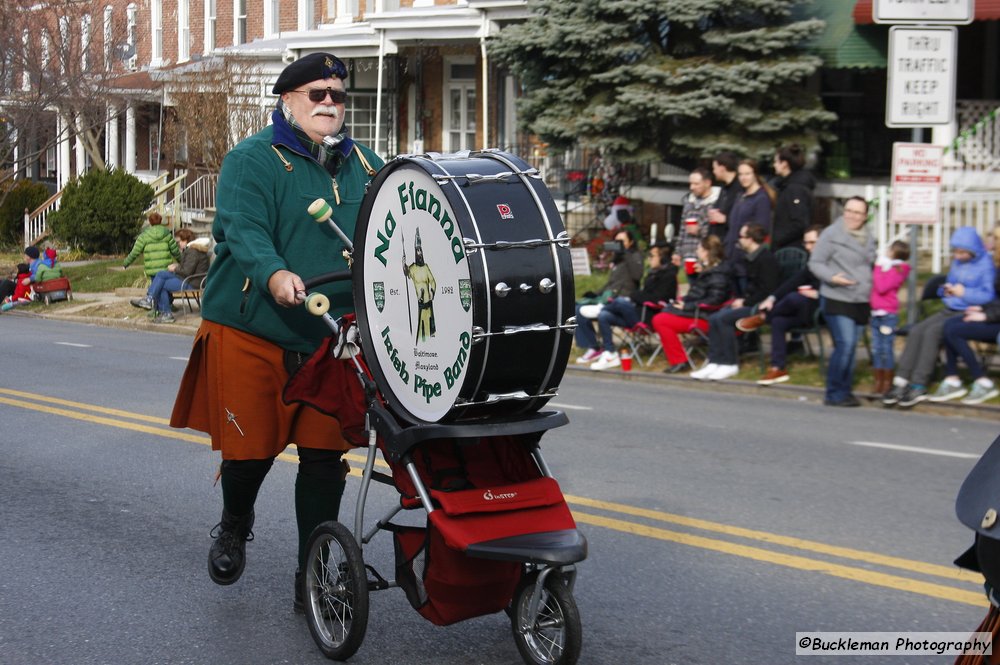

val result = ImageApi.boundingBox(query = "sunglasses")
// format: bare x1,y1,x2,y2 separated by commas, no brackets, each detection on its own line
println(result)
294,88,348,104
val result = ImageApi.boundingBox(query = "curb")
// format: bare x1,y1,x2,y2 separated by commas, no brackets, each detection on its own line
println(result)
565,365,1000,419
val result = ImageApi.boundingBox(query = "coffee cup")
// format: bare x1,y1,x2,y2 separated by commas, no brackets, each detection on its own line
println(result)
684,258,697,276
798,285,813,293
620,352,632,371
685,217,698,232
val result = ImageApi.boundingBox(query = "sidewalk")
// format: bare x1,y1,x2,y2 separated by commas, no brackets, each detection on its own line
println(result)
9,290,999,419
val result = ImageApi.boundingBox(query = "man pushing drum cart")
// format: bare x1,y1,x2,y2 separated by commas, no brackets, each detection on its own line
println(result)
170,51,586,665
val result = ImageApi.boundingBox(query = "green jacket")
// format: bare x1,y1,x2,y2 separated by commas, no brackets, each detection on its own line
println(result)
123,225,181,277
35,263,64,282
201,118,384,353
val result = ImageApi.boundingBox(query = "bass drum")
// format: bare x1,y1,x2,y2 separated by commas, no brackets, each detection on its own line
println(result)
353,150,574,424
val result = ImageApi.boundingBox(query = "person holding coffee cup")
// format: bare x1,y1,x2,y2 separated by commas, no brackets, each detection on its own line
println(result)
672,167,718,279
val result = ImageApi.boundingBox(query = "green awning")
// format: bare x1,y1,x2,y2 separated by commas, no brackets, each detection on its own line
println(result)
798,0,887,69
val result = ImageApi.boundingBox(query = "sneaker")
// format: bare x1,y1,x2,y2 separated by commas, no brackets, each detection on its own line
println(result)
208,509,255,585
962,381,1000,405
690,363,718,380
130,295,153,310
155,312,176,324
590,350,621,371
575,348,601,364
757,367,789,386
736,313,766,333
897,385,929,408
928,379,967,403
706,364,739,381
882,383,908,406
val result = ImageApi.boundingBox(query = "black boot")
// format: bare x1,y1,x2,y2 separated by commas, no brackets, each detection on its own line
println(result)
208,509,255,585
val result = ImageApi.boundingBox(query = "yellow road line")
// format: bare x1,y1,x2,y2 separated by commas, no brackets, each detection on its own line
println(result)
0,395,205,443
0,387,170,425
565,494,981,584
574,512,987,607
1,388,983,604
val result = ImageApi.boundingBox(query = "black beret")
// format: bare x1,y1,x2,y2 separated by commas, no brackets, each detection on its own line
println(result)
272,53,348,94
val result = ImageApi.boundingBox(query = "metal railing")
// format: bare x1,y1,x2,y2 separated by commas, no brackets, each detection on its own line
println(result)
178,174,218,214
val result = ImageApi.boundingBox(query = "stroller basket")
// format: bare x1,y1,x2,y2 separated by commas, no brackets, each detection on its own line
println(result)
370,407,584,627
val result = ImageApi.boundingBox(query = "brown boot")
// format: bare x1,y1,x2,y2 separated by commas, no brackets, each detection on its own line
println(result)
872,368,884,395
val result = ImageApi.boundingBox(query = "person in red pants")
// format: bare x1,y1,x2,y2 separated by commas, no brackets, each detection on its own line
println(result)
651,235,733,373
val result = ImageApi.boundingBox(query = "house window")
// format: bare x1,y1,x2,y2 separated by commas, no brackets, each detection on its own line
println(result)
58,16,69,75
298,0,314,30
81,14,92,71
103,6,112,70
234,0,247,45
151,0,163,65
21,29,30,90
178,0,190,62
204,0,216,53
444,61,476,152
345,91,389,157
264,0,279,37
334,0,359,21
126,3,137,70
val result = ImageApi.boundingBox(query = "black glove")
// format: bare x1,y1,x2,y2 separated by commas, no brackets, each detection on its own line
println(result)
583,290,597,299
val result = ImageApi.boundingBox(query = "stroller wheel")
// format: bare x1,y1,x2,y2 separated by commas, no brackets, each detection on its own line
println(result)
511,571,582,665
302,521,369,661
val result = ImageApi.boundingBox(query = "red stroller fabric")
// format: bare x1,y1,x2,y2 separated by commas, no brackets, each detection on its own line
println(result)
282,335,370,446
387,434,577,626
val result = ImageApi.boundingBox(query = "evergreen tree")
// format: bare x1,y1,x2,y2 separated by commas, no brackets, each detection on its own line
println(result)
48,170,154,254
490,0,837,162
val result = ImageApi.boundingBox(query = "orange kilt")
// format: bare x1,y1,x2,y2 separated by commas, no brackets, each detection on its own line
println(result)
170,320,350,460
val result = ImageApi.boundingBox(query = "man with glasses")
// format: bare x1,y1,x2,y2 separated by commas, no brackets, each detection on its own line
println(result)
736,225,824,385
169,52,384,607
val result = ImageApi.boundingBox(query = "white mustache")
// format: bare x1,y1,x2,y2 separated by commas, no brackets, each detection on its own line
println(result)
311,105,340,118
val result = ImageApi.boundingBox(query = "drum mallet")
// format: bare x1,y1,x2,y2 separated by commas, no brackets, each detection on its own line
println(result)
308,198,354,253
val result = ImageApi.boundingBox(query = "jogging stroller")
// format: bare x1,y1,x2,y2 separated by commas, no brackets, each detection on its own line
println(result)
284,318,586,665
287,149,586,663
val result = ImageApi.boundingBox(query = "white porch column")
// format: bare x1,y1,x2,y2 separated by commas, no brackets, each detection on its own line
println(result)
58,115,71,189
107,105,120,170
11,128,19,180
75,120,87,178
125,104,137,173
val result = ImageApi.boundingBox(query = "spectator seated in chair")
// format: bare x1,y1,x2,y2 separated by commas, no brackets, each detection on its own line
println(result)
574,228,645,369
883,226,997,409
736,225,824,385
651,235,733,374
131,228,211,323
577,242,678,371
692,223,779,381
931,224,1000,405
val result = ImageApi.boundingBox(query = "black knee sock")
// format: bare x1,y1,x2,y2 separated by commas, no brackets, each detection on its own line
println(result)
220,458,274,516
295,448,348,570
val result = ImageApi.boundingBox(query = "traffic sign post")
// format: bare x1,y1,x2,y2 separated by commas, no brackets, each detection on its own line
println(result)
873,0,974,25
886,26,957,127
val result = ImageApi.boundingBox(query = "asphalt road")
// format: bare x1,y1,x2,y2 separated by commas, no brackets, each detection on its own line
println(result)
2,316,998,664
